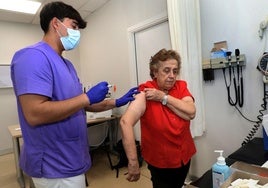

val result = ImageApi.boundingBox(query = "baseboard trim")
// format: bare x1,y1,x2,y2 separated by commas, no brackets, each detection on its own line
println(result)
0,148,13,156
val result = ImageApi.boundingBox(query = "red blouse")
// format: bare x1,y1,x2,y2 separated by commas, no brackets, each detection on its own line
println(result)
139,80,196,168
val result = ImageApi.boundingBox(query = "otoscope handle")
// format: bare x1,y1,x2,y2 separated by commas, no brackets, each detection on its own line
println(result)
226,51,232,57
235,49,240,56
235,49,240,61
226,51,232,64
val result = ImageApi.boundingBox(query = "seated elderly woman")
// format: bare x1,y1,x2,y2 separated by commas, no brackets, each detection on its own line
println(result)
120,48,196,188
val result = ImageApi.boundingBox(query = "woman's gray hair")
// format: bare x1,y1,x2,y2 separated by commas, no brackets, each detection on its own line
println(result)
149,48,181,79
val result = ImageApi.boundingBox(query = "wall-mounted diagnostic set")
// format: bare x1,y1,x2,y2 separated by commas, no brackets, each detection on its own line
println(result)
202,50,246,81
203,48,246,108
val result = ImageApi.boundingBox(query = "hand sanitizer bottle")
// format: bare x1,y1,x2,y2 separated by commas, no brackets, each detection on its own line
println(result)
212,150,230,188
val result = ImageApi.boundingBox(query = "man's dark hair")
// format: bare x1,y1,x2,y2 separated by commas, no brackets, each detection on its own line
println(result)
40,1,87,33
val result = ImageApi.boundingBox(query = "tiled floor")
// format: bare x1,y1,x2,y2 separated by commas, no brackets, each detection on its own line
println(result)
0,149,152,188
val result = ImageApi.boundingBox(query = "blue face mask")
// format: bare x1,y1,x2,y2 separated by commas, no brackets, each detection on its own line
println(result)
58,21,81,51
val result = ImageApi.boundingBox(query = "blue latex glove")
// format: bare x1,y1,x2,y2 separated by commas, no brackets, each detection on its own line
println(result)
86,81,109,105
115,87,140,107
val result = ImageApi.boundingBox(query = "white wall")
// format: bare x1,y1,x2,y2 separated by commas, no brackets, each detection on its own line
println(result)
79,0,167,114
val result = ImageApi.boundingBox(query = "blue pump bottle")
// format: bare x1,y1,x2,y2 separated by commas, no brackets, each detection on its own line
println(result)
212,150,231,188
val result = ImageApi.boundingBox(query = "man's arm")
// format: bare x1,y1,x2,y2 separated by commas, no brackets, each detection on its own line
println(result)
20,85,139,126
19,93,89,126
85,99,116,112
120,91,146,182
85,86,139,112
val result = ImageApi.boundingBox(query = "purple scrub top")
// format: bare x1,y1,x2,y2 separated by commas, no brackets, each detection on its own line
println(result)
11,41,91,178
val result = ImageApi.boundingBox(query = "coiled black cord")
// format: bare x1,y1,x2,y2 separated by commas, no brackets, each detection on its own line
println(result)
223,68,257,123
237,66,244,107
223,67,238,106
241,82,268,146
223,68,268,145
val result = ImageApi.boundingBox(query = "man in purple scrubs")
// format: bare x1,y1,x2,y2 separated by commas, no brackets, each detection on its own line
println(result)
10,1,138,188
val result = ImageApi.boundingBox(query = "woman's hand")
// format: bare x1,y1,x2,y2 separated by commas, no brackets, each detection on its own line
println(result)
125,160,140,182
144,88,165,102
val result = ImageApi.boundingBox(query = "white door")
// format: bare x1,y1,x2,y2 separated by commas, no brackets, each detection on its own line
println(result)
134,20,171,85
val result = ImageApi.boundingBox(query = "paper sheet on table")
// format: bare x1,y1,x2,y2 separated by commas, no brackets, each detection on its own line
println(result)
262,160,268,168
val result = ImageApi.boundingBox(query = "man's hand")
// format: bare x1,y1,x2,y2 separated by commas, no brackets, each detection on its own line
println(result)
86,81,109,105
115,87,139,107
